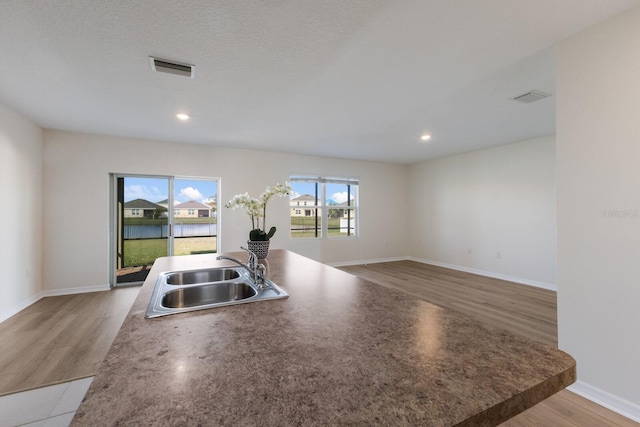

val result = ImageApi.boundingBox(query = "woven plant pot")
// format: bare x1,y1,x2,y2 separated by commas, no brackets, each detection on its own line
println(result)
247,240,270,259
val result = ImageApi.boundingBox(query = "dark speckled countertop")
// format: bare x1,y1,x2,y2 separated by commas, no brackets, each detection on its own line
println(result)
73,250,575,426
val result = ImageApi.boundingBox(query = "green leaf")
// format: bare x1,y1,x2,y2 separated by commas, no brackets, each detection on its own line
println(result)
266,226,276,239
249,229,269,241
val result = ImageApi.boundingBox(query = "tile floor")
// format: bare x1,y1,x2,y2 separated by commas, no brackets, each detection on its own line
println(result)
0,377,92,427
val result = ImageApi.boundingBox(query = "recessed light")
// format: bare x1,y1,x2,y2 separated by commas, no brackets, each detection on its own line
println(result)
420,134,431,141
176,113,190,121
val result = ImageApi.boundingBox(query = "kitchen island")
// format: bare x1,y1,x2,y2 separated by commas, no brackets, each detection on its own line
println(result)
73,250,575,426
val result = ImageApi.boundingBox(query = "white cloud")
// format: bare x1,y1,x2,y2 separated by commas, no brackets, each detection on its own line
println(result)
178,186,204,202
124,185,165,202
331,192,353,204
202,196,216,204
290,191,300,199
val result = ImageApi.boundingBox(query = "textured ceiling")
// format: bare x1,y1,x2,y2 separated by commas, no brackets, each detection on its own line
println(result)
1,0,638,164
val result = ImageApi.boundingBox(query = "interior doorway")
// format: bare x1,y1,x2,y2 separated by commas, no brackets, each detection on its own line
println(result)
111,174,219,286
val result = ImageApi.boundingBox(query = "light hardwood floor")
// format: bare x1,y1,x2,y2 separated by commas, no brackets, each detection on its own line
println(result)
340,261,557,347
340,261,638,427
0,286,139,396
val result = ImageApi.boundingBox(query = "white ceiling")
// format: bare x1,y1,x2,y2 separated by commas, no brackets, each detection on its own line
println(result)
1,1,638,164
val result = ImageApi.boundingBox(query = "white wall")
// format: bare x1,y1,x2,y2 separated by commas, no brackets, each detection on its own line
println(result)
42,130,408,292
0,102,43,322
557,5,640,418
407,136,557,288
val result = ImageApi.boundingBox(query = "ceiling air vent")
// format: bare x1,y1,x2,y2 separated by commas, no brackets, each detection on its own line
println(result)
149,57,195,78
511,90,551,104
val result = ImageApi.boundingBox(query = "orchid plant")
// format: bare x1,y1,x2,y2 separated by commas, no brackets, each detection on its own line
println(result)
225,182,292,241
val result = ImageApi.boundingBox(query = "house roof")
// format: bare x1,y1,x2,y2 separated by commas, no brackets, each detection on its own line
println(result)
291,194,316,202
174,200,211,209
124,199,167,210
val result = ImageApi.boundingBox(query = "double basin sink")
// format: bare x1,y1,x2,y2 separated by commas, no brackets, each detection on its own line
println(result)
145,266,288,318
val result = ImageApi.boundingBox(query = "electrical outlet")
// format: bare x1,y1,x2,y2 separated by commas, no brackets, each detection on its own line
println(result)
467,248,472,255
496,252,501,259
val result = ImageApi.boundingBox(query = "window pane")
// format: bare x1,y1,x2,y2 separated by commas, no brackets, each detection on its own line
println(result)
326,182,356,237
172,178,218,256
289,177,357,239
337,208,356,236
291,208,322,238
290,181,321,238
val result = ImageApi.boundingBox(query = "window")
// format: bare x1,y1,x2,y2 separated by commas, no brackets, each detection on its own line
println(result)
290,176,358,238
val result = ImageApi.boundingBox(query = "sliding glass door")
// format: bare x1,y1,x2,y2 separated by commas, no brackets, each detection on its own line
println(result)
172,177,218,258
111,174,218,287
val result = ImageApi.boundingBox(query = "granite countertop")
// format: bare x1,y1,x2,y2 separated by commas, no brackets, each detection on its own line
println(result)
73,250,575,426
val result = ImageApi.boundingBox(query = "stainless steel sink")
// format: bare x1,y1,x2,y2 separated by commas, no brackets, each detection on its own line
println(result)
145,266,288,318
162,281,256,308
165,268,240,285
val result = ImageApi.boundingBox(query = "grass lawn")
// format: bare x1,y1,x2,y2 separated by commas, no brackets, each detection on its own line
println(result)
290,217,353,238
124,218,216,225
123,236,217,267
122,215,355,266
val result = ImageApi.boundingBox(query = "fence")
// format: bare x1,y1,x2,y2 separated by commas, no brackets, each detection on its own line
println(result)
124,223,217,239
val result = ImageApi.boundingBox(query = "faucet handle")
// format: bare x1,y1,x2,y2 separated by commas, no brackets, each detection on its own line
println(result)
255,264,266,286
240,246,258,269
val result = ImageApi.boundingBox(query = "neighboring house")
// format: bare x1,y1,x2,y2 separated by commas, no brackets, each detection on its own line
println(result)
290,195,355,218
156,199,169,211
330,201,355,219
290,194,316,217
205,200,217,214
123,199,167,219
174,200,212,218
333,201,356,235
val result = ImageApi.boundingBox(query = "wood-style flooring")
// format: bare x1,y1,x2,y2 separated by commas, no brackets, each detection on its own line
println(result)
0,287,139,396
339,261,638,426
340,261,557,347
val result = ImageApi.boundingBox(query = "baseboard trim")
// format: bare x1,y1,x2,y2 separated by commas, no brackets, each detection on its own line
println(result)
328,256,408,268
331,256,557,291
0,284,111,324
42,284,111,297
407,257,557,291
0,292,45,324
568,380,640,423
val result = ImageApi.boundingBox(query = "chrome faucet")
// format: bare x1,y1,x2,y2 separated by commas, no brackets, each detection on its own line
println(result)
216,247,267,288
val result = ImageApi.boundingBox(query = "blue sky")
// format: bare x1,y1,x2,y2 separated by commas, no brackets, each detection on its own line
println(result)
290,182,354,204
124,177,354,205
124,177,217,204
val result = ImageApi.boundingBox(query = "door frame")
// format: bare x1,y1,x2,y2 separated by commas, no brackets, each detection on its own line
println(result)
109,173,221,287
